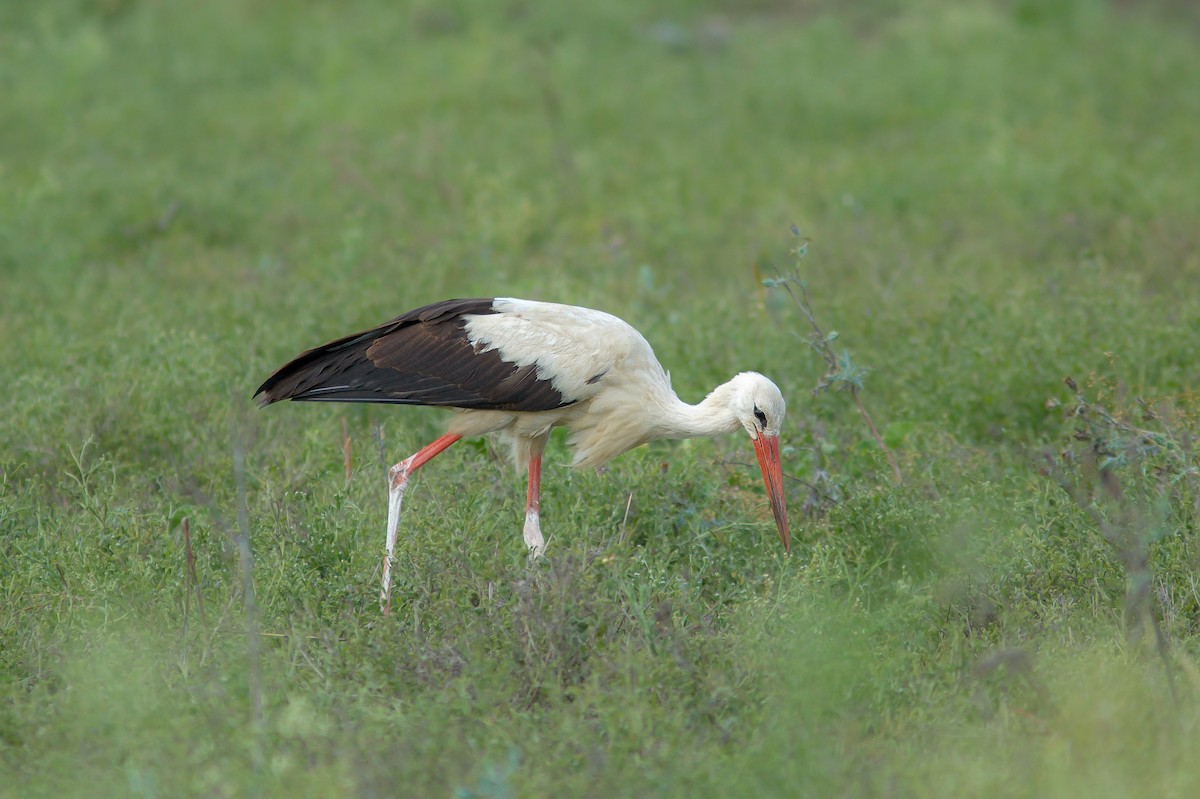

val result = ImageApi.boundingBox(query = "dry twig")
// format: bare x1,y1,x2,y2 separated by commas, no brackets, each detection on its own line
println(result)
766,229,903,485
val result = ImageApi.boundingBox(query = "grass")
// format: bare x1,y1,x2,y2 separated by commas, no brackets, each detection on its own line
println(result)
3,0,1200,796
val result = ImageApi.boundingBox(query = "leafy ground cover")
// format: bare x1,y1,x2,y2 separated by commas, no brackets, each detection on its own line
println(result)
3,1,1200,796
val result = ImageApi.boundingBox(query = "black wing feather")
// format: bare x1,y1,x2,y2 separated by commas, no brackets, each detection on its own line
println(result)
253,298,568,412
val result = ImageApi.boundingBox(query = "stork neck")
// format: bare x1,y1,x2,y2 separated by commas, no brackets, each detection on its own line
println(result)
657,380,741,440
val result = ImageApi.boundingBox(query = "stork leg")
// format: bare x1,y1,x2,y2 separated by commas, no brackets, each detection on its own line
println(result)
381,432,462,615
523,437,547,558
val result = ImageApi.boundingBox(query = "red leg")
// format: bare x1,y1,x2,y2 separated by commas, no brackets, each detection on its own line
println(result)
389,433,462,489
523,451,545,556
382,433,462,614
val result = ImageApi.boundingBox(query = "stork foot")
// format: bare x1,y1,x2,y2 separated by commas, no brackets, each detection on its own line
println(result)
381,461,413,615
378,433,463,616
523,509,545,559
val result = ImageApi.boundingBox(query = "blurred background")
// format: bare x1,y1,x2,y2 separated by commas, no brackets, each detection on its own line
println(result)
3,1,1199,796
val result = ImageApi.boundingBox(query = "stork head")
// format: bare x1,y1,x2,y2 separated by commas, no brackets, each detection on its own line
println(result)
729,372,791,553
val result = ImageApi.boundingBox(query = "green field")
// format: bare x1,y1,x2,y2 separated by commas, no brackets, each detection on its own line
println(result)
4,1,1200,796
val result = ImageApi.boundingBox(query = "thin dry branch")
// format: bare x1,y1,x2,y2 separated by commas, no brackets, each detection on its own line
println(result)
1042,377,1187,698
768,231,903,485
182,517,207,627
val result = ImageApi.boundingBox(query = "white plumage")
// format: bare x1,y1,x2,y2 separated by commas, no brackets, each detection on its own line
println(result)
255,297,790,614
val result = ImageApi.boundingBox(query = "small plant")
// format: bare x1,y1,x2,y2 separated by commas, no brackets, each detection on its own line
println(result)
765,228,903,486
1043,375,1200,692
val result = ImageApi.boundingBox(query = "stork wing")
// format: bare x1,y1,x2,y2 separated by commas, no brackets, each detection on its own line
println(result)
253,298,570,411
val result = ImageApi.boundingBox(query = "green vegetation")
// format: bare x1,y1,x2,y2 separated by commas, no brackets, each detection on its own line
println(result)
4,1,1200,796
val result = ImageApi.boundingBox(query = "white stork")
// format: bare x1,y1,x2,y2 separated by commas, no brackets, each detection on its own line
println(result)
254,298,790,613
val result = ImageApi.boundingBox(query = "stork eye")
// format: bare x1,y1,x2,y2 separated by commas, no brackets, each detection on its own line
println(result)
753,407,768,428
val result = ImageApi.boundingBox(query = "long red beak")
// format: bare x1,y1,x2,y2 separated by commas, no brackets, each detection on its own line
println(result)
752,433,791,553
